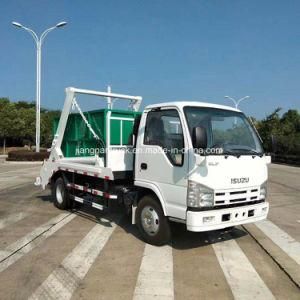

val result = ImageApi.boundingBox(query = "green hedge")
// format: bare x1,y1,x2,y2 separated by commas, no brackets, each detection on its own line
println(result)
7,150,49,161
272,154,300,166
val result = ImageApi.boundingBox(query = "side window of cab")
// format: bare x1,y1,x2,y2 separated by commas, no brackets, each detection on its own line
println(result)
144,109,184,166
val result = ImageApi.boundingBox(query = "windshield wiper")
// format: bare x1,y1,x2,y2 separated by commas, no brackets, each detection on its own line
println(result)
228,148,263,156
219,150,242,158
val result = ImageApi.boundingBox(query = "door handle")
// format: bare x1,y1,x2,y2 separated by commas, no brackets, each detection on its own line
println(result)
141,163,147,170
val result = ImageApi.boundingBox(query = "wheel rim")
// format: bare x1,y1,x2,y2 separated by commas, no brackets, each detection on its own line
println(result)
56,182,64,204
141,205,159,236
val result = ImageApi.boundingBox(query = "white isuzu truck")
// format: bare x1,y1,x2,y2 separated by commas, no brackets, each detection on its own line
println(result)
36,87,270,245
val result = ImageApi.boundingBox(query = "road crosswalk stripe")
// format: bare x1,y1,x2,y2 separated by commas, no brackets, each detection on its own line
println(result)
0,213,75,272
133,244,174,300
255,219,300,265
213,238,275,300
0,212,30,230
29,217,118,300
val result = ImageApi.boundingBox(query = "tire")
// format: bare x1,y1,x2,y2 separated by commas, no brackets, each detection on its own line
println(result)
136,194,171,246
52,177,71,210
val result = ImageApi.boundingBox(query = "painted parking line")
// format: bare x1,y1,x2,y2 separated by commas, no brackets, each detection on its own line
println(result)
0,212,30,230
133,244,174,300
213,239,275,300
0,213,75,272
255,219,300,265
29,218,118,300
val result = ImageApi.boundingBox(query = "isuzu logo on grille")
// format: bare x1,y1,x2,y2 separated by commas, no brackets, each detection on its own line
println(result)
231,177,249,184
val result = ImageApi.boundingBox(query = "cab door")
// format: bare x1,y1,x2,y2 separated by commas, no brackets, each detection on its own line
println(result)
135,108,188,220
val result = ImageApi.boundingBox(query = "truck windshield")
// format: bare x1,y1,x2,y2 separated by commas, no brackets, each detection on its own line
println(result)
184,106,264,156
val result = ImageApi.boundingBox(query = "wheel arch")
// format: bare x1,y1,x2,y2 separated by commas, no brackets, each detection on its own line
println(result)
134,181,167,216
50,170,69,187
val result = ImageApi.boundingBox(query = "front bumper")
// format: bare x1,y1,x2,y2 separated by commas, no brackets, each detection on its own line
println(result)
186,202,269,232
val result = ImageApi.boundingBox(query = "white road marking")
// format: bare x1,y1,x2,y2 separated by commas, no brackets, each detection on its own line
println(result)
0,213,75,272
0,212,30,230
255,219,300,265
213,239,275,300
29,217,118,300
133,244,174,300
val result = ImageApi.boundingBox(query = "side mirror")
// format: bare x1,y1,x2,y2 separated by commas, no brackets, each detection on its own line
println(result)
192,126,207,150
265,155,271,165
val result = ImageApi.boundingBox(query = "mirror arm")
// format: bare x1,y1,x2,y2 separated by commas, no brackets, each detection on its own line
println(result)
195,153,206,166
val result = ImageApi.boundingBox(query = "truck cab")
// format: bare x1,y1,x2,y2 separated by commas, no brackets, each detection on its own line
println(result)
134,102,269,240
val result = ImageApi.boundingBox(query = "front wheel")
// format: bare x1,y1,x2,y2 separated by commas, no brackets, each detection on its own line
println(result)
136,194,171,246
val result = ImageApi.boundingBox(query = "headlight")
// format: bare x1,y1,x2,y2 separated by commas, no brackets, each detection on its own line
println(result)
260,181,267,199
187,180,214,207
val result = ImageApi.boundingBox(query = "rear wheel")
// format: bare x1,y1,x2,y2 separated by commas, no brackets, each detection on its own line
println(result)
136,194,171,246
52,177,71,210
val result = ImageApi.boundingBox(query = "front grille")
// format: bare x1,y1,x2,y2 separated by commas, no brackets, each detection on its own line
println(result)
214,186,261,206
230,198,247,203
230,190,246,195
216,192,225,196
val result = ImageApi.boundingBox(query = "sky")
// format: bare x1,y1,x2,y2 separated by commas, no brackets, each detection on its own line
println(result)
1,0,300,119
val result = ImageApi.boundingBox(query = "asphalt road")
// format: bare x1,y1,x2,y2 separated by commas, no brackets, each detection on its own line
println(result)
0,162,299,299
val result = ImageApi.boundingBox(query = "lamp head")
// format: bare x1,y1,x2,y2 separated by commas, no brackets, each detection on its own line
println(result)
12,22,23,28
56,21,67,28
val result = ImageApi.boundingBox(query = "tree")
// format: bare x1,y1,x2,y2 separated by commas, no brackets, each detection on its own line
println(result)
19,107,35,146
41,110,61,146
256,108,300,155
0,98,61,151
0,102,22,153
14,101,35,110
0,98,10,109
256,108,282,152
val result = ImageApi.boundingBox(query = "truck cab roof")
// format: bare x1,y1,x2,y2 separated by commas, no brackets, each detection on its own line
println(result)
145,101,241,113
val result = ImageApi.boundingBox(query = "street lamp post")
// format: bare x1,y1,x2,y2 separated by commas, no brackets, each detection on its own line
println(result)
224,95,250,109
12,21,67,152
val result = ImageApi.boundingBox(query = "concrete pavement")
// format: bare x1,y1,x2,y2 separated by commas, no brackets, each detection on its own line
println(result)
0,162,42,191
0,163,299,299
244,163,300,288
